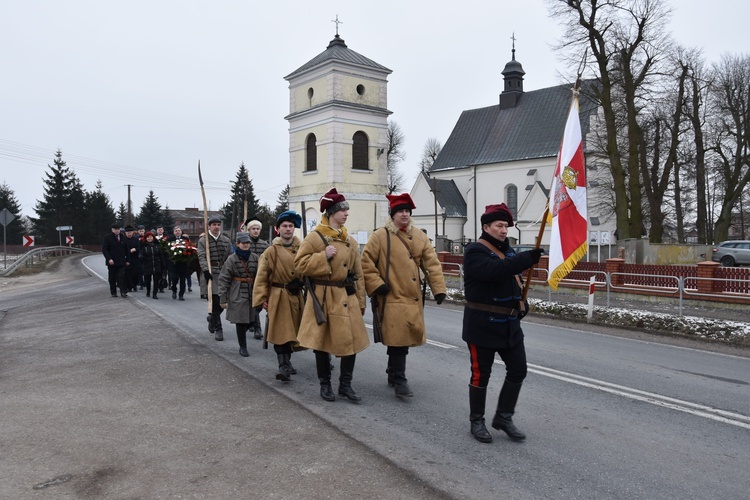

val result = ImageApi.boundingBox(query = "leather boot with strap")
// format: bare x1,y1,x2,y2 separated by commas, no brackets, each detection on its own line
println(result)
492,380,526,441
469,384,493,443
315,351,335,401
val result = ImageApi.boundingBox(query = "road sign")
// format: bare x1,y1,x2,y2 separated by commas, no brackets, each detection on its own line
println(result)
23,235,35,247
66,236,75,245
55,225,73,231
0,208,15,226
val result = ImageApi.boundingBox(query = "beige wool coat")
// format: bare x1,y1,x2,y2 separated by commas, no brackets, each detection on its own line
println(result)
252,236,304,347
361,218,447,347
293,230,369,357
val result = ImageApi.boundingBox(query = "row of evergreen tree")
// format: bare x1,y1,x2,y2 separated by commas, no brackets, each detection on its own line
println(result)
0,150,289,247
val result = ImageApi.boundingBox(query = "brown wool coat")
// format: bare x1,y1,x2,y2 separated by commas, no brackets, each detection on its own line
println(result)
217,252,258,324
293,230,369,357
252,236,304,347
361,219,447,347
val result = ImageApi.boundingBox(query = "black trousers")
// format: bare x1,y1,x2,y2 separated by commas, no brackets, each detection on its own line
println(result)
107,265,126,294
467,340,527,388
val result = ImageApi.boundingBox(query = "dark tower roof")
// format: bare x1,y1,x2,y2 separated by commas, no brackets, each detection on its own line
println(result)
500,44,525,108
285,35,391,80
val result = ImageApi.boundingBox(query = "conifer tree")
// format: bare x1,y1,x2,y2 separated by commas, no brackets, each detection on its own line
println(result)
116,202,128,226
136,190,164,230
31,150,86,245
273,184,290,219
220,163,259,232
81,181,116,245
0,182,25,245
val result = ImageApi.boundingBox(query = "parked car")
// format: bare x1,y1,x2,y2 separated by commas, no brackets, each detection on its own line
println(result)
711,240,750,266
512,245,547,256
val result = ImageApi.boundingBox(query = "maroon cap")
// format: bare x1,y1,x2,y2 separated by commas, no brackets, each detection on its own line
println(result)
480,203,514,227
319,188,349,214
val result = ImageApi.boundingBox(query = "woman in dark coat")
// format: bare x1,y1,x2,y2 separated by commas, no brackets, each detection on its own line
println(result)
139,231,165,299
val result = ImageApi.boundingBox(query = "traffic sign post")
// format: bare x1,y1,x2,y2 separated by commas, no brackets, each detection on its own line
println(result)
55,225,73,247
66,236,74,246
0,208,17,270
23,235,35,247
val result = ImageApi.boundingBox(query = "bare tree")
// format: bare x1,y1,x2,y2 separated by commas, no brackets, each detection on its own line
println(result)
386,121,407,194
708,54,750,242
549,0,672,240
419,137,442,172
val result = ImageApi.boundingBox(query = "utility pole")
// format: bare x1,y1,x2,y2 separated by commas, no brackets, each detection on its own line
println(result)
125,184,133,226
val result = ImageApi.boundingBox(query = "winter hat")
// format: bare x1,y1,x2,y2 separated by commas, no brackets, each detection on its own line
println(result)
124,225,135,232
276,210,302,228
480,203,514,227
319,188,349,216
244,219,262,230
111,222,121,229
143,231,155,239
386,193,416,218
235,232,252,243
208,215,222,225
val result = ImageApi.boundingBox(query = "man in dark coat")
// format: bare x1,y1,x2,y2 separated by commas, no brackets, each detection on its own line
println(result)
198,215,233,341
123,225,141,292
102,222,129,297
462,203,542,443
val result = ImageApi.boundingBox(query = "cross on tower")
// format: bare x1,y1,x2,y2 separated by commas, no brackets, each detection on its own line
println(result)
331,15,343,36
510,32,517,60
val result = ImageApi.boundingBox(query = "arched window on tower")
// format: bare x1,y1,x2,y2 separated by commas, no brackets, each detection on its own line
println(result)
306,133,317,172
506,184,518,220
352,131,369,170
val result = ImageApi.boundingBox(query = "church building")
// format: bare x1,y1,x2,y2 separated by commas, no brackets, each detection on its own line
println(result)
284,30,392,242
410,45,612,253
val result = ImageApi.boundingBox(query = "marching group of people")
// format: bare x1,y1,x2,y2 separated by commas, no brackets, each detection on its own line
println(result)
102,188,543,443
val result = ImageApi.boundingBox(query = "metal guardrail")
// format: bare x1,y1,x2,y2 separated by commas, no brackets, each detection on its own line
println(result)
0,246,92,277
447,265,749,317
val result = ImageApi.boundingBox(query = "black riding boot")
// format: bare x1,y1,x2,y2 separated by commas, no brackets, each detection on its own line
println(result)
237,326,248,357
469,385,493,443
276,353,294,381
338,355,362,402
492,380,526,441
315,351,335,401
388,353,412,397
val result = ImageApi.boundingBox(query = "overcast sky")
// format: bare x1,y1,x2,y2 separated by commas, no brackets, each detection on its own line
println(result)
1,0,747,219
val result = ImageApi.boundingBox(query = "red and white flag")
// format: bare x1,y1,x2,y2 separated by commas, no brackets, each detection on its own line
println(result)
547,95,588,290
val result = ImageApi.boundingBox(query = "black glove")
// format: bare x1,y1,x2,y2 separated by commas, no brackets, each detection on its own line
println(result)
374,284,390,296
527,248,544,264
203,270,212,282
434,293,446,305
517,300,530,319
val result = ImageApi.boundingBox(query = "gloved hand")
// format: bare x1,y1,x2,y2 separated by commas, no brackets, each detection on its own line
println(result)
374,284,390,296
526,248,544,264
203,270,212,283
434,293,447,305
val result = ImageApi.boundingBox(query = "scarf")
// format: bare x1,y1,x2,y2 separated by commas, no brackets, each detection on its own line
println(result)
235,248,253,261
479,230,511,255
315,214,349,242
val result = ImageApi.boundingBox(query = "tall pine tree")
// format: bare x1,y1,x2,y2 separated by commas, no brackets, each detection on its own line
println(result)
273,184,290,219
220,163,259,232
31,150,86,245
81,181,116,245
0,182,25,246
116,202,128,226
136,190,164,230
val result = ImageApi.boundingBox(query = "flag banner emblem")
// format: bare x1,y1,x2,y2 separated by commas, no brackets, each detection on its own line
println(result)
547,95,588,290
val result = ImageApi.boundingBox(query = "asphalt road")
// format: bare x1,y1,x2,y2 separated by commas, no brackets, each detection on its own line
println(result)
2,255,749,499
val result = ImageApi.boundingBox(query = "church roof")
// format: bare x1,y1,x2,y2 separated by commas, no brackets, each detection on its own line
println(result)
430,80,599,172
420,171,467,217
285,35,392,80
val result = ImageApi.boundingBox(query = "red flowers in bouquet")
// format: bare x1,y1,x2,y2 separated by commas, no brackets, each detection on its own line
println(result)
166,239,198,263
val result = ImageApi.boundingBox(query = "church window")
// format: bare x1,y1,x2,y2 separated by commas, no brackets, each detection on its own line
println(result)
307,87,314,99
352,131,369,170
306,133,317,172
356,84,365,96
506,184,518,219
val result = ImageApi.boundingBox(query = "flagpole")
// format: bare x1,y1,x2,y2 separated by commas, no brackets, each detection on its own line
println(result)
522,72,585,302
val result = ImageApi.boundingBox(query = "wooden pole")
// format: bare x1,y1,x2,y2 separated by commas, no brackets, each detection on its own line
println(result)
522,206,549,302
198,161,213,314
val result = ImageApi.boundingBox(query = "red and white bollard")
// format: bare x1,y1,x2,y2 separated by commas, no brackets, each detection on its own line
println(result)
587,276,596,322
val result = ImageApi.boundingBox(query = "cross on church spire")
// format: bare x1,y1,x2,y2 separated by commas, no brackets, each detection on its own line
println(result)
510,32,517,60
331,15,343,36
